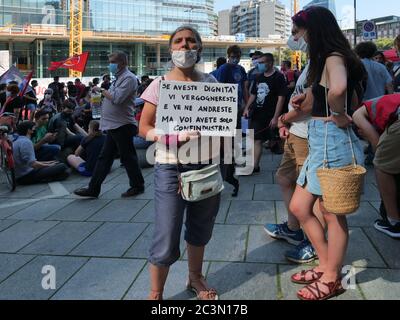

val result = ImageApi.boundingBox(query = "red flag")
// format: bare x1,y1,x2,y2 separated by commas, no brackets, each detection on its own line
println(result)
48,52,89,73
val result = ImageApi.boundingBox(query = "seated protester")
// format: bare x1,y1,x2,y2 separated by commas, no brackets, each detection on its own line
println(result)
12,121,69,185
101,74,111,91
74,86,92,131
66,84,80,109
32,110,61,161
353,93,400,239
132,100,153,150
67,120,105,177
48,100,87,152
38,88,57,117
3,84,24,123
0,83,7,107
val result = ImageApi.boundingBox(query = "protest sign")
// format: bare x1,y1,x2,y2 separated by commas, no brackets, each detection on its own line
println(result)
156,81,238,137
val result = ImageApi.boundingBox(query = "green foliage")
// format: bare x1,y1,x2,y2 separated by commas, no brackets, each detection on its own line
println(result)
375,38,395,51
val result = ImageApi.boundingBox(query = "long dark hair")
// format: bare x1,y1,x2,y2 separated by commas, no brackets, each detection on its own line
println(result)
293,6,365,86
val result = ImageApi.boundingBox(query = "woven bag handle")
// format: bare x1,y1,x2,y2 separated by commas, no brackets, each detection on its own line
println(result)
323,64,357,169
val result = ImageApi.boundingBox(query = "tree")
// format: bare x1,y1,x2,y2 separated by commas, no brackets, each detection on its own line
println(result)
375,37,395,51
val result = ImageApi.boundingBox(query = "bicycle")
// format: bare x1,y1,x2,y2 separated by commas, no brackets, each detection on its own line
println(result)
0,114,17,192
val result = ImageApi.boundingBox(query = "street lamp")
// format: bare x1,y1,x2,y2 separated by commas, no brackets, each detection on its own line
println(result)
255,4,259,38
354,0,357,47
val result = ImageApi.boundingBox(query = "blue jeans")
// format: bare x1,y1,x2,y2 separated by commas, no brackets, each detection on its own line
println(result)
36,144,61,161
297,120,364,196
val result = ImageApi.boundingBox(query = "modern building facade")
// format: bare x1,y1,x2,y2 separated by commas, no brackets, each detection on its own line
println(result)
3,0,278,77
304,0,336,17
343,16,400,46
218,0,291,39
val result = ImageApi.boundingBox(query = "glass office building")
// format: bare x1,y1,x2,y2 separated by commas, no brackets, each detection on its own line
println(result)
0,0,220,77
304,0,336,17
0,0,216,35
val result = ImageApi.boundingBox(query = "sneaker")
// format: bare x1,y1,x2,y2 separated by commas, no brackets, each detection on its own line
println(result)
285,239,317,264
264,222,305,245
121,186,145,198
374,219,400,239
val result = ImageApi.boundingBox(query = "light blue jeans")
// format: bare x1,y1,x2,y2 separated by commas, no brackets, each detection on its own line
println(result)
297,120,364,196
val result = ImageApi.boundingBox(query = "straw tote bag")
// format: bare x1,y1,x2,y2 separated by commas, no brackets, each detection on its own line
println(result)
316,67,366,215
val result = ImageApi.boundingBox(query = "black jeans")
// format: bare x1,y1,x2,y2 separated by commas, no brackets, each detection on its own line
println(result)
17,163,69,185
89,124,144,193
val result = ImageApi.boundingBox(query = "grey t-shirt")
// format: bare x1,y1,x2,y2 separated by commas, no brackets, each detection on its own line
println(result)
12,135,36,179
100,67,138,131
362,58,393,100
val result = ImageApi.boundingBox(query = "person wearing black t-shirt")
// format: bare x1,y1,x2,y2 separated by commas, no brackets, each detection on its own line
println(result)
243,53,287,173
3,84,24,122
67,120,105,177
0,83,7,108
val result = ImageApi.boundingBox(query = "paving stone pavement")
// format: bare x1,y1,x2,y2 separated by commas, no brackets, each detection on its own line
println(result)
0,154,399,300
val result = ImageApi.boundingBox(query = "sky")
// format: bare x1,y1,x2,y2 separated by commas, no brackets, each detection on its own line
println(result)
215,0,400,29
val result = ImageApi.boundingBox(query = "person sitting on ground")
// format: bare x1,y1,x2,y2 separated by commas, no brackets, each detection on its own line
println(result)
12,121,69,185
74,86,92,131
32,109,60,161
67,120,106,177
3,84,24,123
353,93,400,239
101,74,111,91
66,84,80,108
137,75,151,96
38,88,57,117
48,100,87,152
0,83,7,107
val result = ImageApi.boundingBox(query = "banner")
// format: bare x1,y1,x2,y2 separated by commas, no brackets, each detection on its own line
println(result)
156,81,238,137
0,66,33,94
48,52,89,73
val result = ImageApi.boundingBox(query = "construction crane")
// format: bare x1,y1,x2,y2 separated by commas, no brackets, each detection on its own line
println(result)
69,0,83,78
291,0,302,71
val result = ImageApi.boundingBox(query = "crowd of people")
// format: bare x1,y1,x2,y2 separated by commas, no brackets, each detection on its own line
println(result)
0,65,154,188
0,5,399,301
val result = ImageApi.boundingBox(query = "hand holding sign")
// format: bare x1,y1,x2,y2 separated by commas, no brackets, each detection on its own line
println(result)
156,81,238,137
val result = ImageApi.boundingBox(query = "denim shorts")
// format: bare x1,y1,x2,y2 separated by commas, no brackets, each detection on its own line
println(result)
149,163,221,267
297,120,364,196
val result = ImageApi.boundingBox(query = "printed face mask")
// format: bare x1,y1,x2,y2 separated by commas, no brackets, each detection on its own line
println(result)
171,50,198,69
287,35,308,52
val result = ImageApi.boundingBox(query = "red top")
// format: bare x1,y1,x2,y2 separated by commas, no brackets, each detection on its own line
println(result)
364,93,400,134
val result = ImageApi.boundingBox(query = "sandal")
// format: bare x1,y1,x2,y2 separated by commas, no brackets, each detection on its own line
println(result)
291,268,324,285
186,276,219,300
297,279,345,301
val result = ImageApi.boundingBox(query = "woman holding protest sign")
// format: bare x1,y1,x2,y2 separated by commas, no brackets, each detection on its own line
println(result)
140,26,222,301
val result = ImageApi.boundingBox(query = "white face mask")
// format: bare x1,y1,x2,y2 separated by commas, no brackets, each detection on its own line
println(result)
287,35,308,52
172,50,198,69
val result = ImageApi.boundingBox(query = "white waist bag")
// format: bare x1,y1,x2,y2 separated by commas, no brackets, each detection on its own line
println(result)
178,164,224,202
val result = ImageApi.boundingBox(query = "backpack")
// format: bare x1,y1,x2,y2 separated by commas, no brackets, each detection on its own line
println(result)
364,93,400,134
